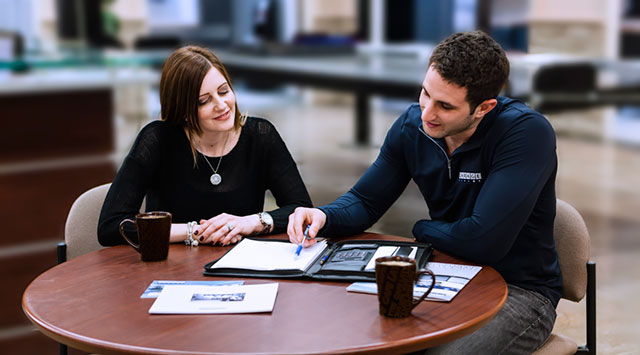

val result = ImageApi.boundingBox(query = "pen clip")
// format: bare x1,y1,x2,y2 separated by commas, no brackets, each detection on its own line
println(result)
301,224,310,244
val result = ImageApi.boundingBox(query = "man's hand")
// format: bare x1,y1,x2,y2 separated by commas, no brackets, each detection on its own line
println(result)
287,207,326,247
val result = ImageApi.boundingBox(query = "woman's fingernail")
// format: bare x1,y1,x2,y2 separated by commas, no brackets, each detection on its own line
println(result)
199,236,204,241
194,230,198,235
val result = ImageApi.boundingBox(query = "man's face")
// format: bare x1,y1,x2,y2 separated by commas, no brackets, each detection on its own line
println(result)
418,66,479,140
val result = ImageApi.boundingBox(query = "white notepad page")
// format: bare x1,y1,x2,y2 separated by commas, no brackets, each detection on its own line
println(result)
209,238,328,271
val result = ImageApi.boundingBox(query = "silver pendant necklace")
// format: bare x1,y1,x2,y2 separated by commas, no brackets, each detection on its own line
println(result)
200,132,230,186
203,154,223,185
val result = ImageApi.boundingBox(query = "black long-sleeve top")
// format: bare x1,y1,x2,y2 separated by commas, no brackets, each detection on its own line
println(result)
98,116,312,246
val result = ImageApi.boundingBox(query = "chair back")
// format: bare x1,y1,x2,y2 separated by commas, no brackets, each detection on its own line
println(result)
554,199,590,302
533,199,595,355
64,183,111,260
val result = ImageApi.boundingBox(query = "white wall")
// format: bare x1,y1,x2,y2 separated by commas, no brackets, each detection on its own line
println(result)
527,0,621,57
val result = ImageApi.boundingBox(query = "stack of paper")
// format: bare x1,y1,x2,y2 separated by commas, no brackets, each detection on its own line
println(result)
208,238,327,271
148,283,279,314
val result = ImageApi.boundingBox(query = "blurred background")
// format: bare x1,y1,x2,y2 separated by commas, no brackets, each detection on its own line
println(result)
1,0,639,354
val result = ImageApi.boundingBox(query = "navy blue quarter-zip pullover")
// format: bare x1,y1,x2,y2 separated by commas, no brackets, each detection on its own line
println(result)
319,97,562,307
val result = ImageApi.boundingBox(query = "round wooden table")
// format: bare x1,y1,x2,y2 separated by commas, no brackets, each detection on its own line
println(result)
23,233,507,354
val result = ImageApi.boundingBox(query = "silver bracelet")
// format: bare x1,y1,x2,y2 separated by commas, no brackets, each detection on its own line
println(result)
185,221,199,246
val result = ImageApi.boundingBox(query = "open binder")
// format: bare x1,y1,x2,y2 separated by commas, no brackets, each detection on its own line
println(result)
203,238,433,282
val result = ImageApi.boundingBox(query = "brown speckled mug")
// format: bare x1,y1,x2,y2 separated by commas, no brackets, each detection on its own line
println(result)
375,256,436,318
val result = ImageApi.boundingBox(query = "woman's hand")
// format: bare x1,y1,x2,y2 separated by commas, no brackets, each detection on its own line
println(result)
194,213,263,246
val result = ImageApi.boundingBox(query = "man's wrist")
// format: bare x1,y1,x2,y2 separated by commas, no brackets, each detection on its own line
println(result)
315,207,329,237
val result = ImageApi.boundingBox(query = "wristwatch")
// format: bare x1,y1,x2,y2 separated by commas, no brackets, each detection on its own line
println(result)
257,212,274,234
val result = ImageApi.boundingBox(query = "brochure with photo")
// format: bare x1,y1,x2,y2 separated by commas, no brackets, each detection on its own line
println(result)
148,283,279,314
141,280,244,298
346,262,482,302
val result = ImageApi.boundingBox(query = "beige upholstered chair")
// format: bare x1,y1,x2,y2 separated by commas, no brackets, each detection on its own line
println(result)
58,183,111,262
59,182,148,262
56,183,112,355
533,199,596,355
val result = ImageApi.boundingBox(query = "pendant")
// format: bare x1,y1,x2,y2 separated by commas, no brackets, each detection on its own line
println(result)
210,173,222,185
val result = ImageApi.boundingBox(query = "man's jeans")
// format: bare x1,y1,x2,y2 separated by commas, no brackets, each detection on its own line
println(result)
426,284,557,355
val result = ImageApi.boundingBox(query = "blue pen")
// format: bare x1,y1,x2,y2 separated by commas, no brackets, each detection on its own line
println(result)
295,225,311,256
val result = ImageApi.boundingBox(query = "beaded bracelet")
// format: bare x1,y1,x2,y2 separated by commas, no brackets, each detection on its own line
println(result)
185,221,199,246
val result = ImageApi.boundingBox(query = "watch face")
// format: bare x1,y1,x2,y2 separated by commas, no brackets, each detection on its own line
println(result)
262,212,273,226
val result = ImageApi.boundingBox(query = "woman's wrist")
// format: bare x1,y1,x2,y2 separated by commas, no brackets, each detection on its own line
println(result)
169,223,187,243
185,221,198,246
247,214,263,234
256,212,274,234
168,223,200,244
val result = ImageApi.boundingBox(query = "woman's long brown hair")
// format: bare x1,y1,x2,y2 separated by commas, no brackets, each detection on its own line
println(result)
159,45,245,165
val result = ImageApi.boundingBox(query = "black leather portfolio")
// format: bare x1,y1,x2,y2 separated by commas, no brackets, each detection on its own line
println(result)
203,238,433,282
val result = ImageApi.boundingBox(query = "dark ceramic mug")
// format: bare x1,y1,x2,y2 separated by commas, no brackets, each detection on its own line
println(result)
119,211,172,262
375,256,436,318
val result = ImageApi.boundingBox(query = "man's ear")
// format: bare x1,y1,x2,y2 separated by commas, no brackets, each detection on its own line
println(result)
473,98,498,118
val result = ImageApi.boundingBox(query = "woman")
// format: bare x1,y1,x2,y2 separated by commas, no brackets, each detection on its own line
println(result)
98,45,312,247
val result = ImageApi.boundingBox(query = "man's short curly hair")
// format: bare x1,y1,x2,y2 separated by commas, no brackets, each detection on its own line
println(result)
429,31,509,112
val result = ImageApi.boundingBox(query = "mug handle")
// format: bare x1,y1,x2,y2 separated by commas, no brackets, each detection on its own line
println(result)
119,219,140,252
411,268,436,308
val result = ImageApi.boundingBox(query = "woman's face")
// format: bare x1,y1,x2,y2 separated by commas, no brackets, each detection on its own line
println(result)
197,67,236,133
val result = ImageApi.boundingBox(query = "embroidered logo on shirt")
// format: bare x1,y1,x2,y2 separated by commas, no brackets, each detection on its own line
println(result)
458,172,482,183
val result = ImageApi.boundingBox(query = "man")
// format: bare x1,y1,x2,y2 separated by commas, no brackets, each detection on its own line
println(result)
288,31,561,354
